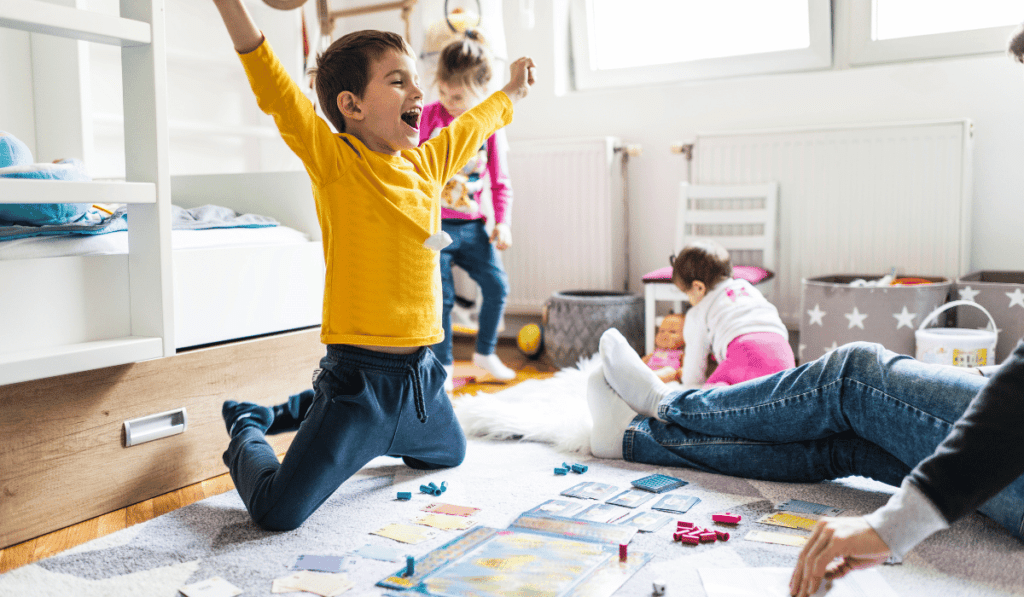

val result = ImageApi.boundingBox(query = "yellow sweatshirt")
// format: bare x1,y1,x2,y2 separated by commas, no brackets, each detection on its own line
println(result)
239,41,513,347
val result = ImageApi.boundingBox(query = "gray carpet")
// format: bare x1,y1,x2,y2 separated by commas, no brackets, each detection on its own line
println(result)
2,439,1022,596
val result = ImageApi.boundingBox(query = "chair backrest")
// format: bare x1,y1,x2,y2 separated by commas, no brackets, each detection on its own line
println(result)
675,182,779,273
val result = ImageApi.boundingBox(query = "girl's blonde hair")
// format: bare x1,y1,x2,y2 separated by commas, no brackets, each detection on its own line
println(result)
436,33,492,92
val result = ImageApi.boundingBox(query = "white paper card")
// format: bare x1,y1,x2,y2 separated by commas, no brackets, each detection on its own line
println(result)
179,576,243,597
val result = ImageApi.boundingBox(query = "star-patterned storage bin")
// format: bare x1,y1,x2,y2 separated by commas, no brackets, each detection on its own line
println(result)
798,275,952,364
954,271,1024,363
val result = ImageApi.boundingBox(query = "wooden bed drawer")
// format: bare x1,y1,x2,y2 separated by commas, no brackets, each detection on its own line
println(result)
0,328,324,548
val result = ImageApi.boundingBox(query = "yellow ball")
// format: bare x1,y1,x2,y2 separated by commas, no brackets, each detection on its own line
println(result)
517,323,544,358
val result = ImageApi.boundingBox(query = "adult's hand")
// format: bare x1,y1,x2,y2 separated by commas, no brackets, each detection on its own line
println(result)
789,517,891,597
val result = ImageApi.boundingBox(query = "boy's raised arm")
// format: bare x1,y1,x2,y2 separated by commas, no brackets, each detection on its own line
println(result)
501,57,537,105
212,0,265,54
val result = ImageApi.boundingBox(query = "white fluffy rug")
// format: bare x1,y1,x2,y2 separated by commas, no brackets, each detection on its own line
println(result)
453,354,601,454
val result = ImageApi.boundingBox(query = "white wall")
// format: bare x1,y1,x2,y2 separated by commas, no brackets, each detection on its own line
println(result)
4,0,1021,292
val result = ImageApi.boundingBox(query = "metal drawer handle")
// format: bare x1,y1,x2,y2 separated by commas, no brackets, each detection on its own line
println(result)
123,408,188,447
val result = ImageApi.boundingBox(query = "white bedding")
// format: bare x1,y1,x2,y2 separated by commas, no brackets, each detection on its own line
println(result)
0,225,311,260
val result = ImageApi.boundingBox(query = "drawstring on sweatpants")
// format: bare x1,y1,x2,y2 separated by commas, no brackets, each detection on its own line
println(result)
406,362,428,423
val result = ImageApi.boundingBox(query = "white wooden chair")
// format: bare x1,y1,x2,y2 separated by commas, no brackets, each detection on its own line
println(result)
642,182,780,354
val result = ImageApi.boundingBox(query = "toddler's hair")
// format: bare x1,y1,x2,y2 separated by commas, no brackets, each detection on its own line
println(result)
672,240,732,291
436,33,492,92
1010,22,1024,63
309,30,415,133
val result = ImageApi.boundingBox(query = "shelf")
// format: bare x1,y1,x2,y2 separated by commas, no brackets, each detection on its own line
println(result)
0,178,155,205
0,336,164,386
0,0,151,47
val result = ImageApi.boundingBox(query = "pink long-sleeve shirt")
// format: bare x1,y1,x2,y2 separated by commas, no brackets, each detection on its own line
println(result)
418,101,513,225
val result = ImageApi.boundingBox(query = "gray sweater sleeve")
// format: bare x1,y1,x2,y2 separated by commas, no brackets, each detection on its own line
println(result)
907,341,1024,524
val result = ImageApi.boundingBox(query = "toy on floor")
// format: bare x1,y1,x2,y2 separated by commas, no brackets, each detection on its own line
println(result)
631,473,687,493
643,313,685,383
517,322,544,358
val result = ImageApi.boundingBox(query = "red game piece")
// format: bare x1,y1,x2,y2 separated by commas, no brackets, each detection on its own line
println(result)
619,544,628,561
677,521,694,528
679,534,700,545
712,512,742,524
699,531,718,543
715,530,730,541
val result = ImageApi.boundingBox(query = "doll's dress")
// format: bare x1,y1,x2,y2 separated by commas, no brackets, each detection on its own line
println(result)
647,348,683,371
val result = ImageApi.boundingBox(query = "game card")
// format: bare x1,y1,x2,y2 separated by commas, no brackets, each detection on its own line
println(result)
292,554,345,573
422,503,480,517
745,530,809,547
651,494,700,514
371,523,438,544
412,513,476,531
272,570,354,596
606,488,658,509
777,499,844,517
523,499,586,518
573,503,632,524
618,510,674,532
353,544,402,562
560,482,619,500
757,512,819,531
179,576,243,597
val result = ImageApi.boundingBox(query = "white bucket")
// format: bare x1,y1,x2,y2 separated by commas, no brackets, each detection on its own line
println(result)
915,300,998,367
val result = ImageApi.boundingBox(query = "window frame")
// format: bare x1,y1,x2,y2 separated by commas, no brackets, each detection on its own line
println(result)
568,0,833,91
846,1,1019,66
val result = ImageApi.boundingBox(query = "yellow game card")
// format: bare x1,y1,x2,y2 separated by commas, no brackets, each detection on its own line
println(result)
272,571,354,596
745,530,809,547
413,513,476,531
757,511,819,531
371,523,439,544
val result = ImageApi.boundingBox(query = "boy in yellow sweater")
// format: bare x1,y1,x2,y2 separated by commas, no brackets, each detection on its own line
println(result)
212,0,535,531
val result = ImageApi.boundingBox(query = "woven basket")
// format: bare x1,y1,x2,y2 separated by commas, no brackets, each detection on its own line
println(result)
544,291,644,369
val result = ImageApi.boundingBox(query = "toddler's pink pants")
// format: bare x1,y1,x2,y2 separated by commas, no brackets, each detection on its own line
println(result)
705,332,795,386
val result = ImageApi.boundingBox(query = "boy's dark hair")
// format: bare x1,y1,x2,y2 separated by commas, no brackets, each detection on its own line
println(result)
1010,22,1024,63
436,34,492,91
672,240,732,291
309,30,414,133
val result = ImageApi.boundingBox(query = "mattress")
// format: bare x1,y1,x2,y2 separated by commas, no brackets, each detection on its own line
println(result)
0,225,311,260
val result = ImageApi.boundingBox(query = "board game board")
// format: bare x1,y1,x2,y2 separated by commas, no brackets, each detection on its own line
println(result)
378,515,651,597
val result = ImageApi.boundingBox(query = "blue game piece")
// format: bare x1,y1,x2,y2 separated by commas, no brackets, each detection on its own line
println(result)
571,463,588,474
554,467,568,475
419,484,433,494
396,491,412,500
440,481,448,493
428,482,438,490
405,555,415,577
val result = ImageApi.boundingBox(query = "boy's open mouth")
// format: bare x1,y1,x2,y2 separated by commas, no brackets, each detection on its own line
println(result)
401,108,420,129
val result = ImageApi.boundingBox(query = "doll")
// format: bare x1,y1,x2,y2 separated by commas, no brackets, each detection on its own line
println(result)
642,313,686,383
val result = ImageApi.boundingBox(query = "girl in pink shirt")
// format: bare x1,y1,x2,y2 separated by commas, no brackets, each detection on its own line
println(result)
418,34,516,389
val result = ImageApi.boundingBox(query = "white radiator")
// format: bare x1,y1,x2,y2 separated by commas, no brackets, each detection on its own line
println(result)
502,137,626,315
692,120,973,326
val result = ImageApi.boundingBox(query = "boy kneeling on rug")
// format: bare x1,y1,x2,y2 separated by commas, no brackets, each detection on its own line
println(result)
212,0,535,531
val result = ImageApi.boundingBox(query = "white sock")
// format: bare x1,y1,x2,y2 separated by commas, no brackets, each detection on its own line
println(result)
473,352,516,381
599,328,672,419
587,367,637,459
443,364,454,392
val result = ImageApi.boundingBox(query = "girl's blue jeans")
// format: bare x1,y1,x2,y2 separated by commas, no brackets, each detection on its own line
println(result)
432,218,509,366
223,345,465,531
626,341,1024,539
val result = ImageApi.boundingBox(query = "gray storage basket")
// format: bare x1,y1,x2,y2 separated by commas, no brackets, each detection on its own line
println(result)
544,291,644,369
799,275,951,363
954,271,1024,363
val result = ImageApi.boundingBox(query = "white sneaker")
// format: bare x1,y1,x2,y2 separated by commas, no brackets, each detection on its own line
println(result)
443,364,454,392
472,352,516,381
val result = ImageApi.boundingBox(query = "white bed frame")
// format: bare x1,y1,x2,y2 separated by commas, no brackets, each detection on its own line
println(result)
0,170,324,385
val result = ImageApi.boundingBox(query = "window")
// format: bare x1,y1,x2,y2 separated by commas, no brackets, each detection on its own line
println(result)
848,0,1021,66
569,0,832,90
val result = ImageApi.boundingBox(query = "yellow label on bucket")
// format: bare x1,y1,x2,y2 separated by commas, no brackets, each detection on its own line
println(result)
952,348,988,367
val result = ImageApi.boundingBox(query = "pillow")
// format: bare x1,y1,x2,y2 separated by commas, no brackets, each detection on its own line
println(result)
0,131,91,226
642,264,775,286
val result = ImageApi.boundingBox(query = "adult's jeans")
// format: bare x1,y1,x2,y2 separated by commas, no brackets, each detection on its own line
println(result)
223,345,466,531
625,341,1024,539
432,218,509,365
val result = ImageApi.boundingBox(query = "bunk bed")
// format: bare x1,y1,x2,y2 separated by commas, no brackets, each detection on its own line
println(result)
0,1,327,549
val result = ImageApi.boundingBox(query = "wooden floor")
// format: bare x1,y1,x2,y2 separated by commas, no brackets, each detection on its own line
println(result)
0,337,555,574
